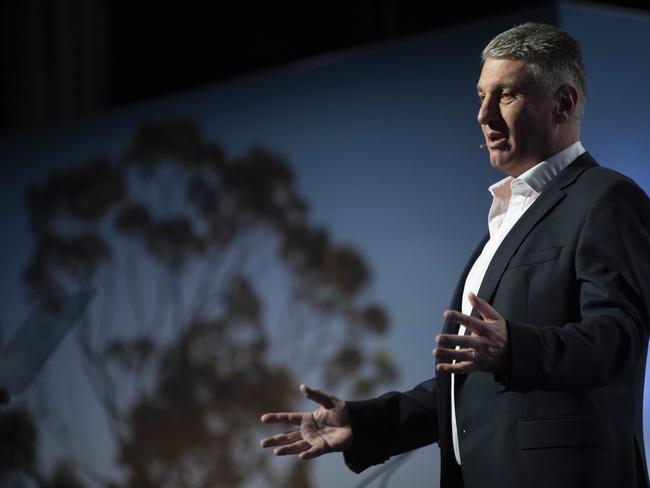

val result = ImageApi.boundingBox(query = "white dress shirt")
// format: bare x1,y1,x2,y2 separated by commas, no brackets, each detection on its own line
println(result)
451,141,586,465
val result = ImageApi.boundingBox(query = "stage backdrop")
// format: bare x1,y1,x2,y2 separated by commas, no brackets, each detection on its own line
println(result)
0,2,648,487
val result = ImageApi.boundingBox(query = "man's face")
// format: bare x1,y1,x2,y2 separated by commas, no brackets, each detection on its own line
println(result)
477,58,559,177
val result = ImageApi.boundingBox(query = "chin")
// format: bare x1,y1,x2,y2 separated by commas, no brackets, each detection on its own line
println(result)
488,153,511,171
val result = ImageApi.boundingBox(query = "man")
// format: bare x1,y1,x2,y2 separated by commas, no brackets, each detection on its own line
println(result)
260,23,650,488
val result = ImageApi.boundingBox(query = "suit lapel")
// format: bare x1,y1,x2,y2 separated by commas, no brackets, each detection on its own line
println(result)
442,233,489,335
435,152,597,442
436,234,488,400
476,152,597,304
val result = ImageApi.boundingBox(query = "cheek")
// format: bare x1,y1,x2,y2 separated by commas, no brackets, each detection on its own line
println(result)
500,108,521,135
507,111,538,145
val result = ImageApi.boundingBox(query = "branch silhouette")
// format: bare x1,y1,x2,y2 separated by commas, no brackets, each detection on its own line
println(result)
20,120,399,487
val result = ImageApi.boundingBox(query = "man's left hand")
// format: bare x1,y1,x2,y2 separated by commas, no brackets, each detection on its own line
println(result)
433,292,508,375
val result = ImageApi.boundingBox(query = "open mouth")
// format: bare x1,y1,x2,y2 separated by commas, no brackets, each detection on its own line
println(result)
487,133,508,149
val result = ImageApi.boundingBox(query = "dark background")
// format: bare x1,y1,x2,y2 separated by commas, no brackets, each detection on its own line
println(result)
1,0,649,135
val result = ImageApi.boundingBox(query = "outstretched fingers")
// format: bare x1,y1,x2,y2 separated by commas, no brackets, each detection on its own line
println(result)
436,333,478,349
260,412,304,425
299,444,328,460
469,292,501,321
260,429,302,448
273,440,312,456
443,310,487,335
434,346,477,363
436,360,475,374
300,384,335,409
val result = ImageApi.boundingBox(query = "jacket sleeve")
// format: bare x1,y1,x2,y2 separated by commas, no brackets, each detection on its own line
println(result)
506,179,650,392
343,378,438,473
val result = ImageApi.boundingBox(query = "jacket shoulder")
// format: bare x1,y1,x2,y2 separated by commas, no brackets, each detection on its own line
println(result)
573,160,649,201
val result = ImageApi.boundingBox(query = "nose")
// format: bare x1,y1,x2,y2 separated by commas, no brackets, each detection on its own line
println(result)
477,95,499,126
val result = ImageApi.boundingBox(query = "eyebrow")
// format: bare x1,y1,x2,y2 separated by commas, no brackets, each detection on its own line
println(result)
476,82,519,94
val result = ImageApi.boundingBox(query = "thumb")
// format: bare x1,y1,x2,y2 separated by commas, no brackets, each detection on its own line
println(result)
300,384,336,409
469,292,501,321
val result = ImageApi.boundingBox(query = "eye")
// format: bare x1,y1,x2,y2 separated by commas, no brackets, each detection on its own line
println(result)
500,91,516,102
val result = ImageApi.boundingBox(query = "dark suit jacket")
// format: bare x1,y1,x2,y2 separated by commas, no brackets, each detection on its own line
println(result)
343,153,650,488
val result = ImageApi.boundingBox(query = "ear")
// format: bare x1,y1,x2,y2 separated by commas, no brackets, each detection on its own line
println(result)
554,84,578,123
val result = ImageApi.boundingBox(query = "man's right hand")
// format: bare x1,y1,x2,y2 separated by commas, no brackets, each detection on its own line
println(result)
260,384,353,460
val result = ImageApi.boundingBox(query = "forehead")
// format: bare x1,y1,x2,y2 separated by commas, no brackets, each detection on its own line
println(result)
476,58,533,92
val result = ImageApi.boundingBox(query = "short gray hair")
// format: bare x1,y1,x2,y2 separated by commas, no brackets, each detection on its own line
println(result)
482,23,587,119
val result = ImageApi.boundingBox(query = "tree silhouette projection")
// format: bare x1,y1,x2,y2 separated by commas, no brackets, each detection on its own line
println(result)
13,121,398,487
0,407,85,487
